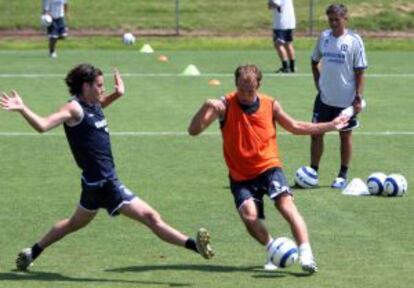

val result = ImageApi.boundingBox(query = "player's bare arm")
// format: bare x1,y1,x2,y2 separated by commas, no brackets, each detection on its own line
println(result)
267,0,281,12
100,69,125,108
188,99,226,136
273,100,349,135
1,90,81,133
353,69,365,113
311,59,321,92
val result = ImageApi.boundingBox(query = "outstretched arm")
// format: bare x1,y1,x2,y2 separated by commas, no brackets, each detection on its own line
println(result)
1,90,81,133
64,2,69,19
273,100,349,135
188,99,226,136
100,69,125,108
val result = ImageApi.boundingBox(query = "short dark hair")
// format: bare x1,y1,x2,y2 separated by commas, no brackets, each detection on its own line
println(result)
65,63,103,96
326,3,348,18
234,64,262,86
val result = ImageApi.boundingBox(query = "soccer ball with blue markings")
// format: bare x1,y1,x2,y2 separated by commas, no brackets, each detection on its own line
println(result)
268,237,298,268
383,174,407,197
366,172,387,195
294,166,319,188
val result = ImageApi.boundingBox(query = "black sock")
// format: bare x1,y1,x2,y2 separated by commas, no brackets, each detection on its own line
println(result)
311,165,319,172
338,165,348,179
282,60,288,70
289,59,295,72
185,239,198,253
31,243,44,260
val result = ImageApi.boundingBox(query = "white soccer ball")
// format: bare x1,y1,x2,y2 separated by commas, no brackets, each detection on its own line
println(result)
366,172,387,195
383,174,407,197
268,237,299,268
122,33,136,45
40,14,53,27
294,166,318,188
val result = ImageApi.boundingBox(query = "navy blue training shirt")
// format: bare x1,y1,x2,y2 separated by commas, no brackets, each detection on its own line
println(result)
64,98,116,181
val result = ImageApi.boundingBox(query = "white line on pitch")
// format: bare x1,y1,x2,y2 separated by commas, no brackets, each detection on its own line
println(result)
0,131,413,136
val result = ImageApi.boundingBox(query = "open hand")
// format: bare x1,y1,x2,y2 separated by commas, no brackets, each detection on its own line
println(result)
113,68,125,97
1,90,24,111
333,114,350,130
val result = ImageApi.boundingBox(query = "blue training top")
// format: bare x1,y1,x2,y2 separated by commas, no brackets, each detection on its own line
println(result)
64,98,116,182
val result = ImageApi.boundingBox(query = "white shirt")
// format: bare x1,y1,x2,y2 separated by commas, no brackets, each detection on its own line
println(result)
44,0,67,19
271,0,296,30
312,29,368,108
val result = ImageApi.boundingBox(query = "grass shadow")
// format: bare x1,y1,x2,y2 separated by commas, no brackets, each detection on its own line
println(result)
106,264,311,278
106,264,258,273
0,270,190,287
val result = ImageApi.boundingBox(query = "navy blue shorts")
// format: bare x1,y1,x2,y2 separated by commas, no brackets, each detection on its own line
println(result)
273,29,294,44
230,168,291,219
47,17,68,39
312,94,359,131
80,177,137,216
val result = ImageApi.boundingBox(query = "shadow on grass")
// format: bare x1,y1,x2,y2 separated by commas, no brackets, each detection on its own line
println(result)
106,264,311,278
0,270,190,287
291,184,332,191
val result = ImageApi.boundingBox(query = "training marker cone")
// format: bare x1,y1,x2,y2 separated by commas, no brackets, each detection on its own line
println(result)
140,44,154,53
342,178,370,196
182,64,200,76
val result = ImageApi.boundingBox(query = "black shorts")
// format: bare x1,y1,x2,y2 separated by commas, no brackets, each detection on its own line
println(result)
312,94,359,131
230,168,291,219
80,177,137,216
273,29,294,44
47,17,68,39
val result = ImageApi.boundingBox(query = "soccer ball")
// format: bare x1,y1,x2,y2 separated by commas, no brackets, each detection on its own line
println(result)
122,33,136,45
383,174,407,197
294,166,318,188
267,237,298,268
366,172,387,195
40,14,53,27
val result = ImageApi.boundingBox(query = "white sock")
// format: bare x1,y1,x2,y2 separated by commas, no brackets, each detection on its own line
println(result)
299,243,314,259
265,238,275,251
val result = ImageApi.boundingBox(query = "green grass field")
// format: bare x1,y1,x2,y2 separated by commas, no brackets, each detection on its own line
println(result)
0,48,413,288
0,0,413,32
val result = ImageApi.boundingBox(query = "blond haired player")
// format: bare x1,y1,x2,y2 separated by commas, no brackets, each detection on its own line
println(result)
188,64,350,273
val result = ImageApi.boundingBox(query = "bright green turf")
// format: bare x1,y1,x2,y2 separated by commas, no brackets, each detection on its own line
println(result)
0,49,413,288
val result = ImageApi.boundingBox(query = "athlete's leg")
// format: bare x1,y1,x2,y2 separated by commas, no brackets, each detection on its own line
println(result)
119,197,214,258
38,206,97,249
238,198,272,246
274,193,317,273
16,206,97,271
284,42,296,72
275,42,288,63
311,134,325,168
285,42,295,60
274,193,309,244
120,198,189,246
49,38,58,55
339,130,352,170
